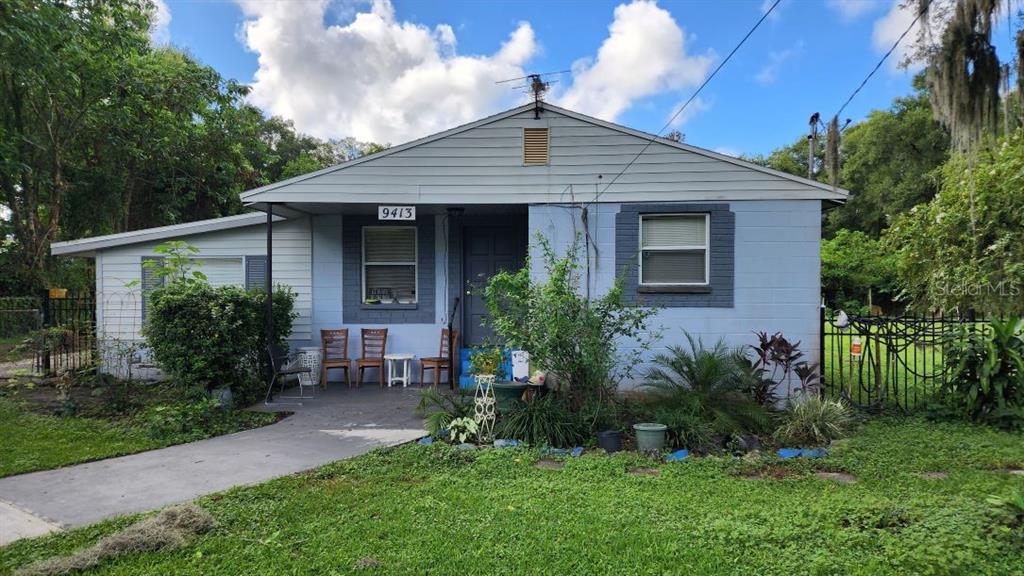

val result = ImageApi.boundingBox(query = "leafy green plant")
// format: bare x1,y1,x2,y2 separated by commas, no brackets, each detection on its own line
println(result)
986,491,1024,548
773,395,854,446
496,394,581,448
644,333,771,436
447,417,479,444
940,318,1024,430
484,235,657,421
137,398,273,443
416,388,474,438
647,406,714,450
143,281,295,401
467,344,506,379
144,241,207,284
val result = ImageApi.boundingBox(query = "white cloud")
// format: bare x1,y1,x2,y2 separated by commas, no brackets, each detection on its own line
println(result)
713,146,741,157
666,96,709,128
754,42,802,84
872,0,954,72
760,0,783,21
827,0,879,21
238,0,536,143
556,0,713,123
150,0,171,45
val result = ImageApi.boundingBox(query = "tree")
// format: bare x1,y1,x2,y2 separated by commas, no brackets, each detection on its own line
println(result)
821,229,899,313
884,127,1024,315
825,82,950,236
0,0,151,288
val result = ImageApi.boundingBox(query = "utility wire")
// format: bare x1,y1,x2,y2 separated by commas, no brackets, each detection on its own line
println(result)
590,0,783,204
833,0,931,119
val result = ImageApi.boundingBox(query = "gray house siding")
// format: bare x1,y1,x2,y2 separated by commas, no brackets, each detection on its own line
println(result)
528,200,822,381
243,106,846,206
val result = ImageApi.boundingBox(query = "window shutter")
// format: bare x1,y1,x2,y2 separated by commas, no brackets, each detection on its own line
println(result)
245,256,268,291
141,256,165,322
523,128,549,165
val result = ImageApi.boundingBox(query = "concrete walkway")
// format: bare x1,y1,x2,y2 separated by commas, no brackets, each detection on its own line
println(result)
0,386,426,545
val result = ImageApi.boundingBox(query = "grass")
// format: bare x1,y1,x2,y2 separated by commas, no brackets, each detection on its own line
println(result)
2,418,1022,575
0,335,32,363
0,399,279,479
824,321,950,408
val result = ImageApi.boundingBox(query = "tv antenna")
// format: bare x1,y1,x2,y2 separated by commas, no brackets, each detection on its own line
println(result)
497,70,569,118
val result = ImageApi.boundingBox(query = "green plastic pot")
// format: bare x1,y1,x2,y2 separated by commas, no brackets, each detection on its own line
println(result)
633,422,668,452
492,381,529,413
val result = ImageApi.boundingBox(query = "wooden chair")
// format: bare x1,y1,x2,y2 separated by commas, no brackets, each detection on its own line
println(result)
420,329,459,388
356,328,388,388
320,329,351,388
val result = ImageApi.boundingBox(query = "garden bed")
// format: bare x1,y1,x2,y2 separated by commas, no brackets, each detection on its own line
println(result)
3,418,1022,574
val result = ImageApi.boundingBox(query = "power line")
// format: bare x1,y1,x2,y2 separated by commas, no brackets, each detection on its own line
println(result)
833,0,931,119
590,0,783,204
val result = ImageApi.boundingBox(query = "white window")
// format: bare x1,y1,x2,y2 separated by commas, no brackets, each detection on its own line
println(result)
639,214,709,286
362,226,417,303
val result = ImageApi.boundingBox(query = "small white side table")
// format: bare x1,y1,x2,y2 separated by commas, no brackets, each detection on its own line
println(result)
384,353,415,387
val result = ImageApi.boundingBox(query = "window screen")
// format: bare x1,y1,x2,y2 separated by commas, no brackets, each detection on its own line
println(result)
639,214,708,285
363,227,417,303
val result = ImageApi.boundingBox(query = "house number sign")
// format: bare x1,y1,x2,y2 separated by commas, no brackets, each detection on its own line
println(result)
378,206,416,221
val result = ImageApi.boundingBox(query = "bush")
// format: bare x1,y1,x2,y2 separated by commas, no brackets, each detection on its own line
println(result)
644,333,772,436
496,394,582,448
773,395,854,446
483,236,657,408
143,281,295,402
940,318,1024,430
647,406,714,450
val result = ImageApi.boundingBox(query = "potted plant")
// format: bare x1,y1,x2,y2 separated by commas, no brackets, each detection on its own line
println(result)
469,345,525,412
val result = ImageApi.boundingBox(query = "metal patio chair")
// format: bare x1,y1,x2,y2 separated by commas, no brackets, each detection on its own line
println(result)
264,344,314,405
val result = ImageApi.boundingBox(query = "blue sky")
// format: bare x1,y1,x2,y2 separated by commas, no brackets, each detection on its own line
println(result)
157,0,1019,156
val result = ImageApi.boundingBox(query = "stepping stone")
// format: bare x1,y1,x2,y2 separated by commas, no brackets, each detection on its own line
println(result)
814,471,857,484
534,458,564,470
1008,469,1024,476
628,466,661,477
920,471,948,480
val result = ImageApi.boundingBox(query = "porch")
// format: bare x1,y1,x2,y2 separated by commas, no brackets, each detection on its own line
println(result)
263,203,531,388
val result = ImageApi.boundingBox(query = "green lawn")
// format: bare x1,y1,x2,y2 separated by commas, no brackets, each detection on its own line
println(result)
0,400,278,478
824,321,951,408
3,418,1022,575
0,335,32,363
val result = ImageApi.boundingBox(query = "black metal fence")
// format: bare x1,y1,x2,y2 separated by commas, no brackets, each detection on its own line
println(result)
35,293,96,376
822,311,997,410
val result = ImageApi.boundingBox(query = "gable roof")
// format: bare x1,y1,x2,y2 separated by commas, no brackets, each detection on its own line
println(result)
241,102,847,206
51,213,280,257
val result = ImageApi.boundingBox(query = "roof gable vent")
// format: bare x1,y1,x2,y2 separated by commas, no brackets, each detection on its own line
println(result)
523,128,549,165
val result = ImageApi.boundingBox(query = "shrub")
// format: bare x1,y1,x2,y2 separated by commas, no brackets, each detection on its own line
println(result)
416,388,474,437
467,344,507,379
496,394,582,448
773,395,854,446
447,417,479,444
143,281,295,402
647,406,714,450
644,333,772,436
483,236,657,411
940,318,1024,430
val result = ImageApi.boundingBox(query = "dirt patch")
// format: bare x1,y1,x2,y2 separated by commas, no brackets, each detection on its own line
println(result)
534,458,564,471
354,557,382,570
627,467,661,477
920,471,948,480
815,471,857,484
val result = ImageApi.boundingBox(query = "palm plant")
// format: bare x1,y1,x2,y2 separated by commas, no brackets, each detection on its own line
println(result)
416,388,474,438
644,333,771,436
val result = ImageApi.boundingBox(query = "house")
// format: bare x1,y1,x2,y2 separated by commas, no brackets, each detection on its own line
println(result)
51,101,846,384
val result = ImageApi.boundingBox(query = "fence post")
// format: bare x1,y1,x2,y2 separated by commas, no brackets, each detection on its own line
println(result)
819,301,826,389
40,289,51,375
